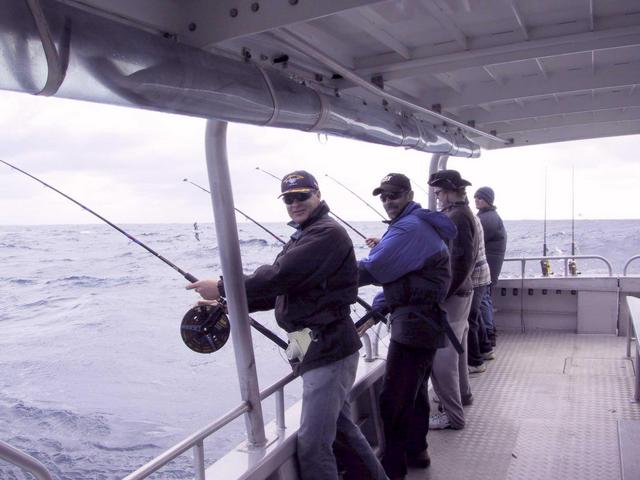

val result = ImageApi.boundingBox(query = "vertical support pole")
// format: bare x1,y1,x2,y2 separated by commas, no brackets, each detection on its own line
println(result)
428,154,440,211
204,120,267,447
193,441,205,480
275,389,285,431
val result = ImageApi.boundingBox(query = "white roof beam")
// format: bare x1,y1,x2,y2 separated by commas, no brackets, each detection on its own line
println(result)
485,108,640,135
488,121,640,149
183,0,388,48
483,66,504,85
464,90,640,124
419,62,640,109
272,23,357,69
352,26,640,83
341,8,411,59
509,0,529,41
433,73,463,93
535,58,549,79
419,0,468,50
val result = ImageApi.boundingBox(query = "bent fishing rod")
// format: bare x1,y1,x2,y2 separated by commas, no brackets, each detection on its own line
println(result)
255,167,367,240
0,158,286,351
188,175,384,320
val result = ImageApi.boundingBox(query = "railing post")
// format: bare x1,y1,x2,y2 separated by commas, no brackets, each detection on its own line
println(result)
276,388,286,431
204,120,267,447
193,441,205,480
427,154,440,211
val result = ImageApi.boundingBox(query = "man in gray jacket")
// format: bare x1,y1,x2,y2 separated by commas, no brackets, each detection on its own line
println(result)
474,186,507,346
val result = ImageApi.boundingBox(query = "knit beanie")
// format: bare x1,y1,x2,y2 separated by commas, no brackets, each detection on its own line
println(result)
474,186,495,206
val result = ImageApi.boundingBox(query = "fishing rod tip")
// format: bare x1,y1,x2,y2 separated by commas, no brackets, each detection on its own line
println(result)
182,178,188,182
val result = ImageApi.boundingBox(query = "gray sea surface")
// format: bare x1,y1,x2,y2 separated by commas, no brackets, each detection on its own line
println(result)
1,219,639,479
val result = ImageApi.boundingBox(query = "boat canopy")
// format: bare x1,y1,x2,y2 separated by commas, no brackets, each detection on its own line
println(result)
1,0,639,152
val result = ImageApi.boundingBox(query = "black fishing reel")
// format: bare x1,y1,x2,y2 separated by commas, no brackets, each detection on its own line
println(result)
181,304,231,353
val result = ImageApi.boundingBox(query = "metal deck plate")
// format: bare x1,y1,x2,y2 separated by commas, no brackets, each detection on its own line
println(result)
409,332,640,480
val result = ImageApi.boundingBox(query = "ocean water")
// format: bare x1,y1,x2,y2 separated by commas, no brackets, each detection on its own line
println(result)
1,219,639,479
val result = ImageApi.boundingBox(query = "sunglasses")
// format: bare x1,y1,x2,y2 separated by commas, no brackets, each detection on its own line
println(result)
282,191,313,204
380,191,406,202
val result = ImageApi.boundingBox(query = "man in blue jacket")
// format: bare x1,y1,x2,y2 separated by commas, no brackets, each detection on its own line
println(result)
358,173,456,480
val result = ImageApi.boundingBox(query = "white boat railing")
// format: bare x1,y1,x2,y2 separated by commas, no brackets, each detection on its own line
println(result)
503,255,613,277
123,330,382,480
123,371,296,480
0,439,53,480
623,255,640,276
625,297,640,402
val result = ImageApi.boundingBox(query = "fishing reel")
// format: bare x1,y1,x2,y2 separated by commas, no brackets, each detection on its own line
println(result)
540,259,552,277
181,304,231,353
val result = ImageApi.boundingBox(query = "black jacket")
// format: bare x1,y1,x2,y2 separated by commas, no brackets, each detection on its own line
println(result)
221,201,361,375
477,206,507,284
442,201,479,297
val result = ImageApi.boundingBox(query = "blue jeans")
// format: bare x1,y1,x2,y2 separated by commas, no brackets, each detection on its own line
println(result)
298,352,388,480
480,286,496,334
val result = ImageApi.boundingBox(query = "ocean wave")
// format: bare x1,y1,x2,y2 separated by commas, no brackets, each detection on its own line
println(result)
1,278,36,285
239,238,269,247
90,441,159,452
45,276,133,288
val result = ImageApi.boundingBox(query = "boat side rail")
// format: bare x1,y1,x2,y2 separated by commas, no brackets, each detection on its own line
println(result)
123,371,297,480
0,439,53,480
123,333,383,480
624,296,640,402
503,255,613,277
623,255,640,276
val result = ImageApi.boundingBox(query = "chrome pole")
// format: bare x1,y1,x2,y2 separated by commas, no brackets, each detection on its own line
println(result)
204,120,267,447
428,153,440,211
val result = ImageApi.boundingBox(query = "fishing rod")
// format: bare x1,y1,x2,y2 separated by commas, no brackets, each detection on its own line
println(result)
568,166,578,276
541,167,552,277
255,166,367,240
324,173,387,221
183,178,285,244
192,172,385,322
0,158,286,353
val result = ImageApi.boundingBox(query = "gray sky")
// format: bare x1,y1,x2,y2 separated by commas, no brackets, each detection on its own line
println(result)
0,89,638,225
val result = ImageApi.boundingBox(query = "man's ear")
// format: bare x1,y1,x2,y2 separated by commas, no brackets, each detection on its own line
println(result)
315,190,322,200
408,190,415,201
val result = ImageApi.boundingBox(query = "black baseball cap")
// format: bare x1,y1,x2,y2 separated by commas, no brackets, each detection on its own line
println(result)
372,173,411,196
279,170,319,197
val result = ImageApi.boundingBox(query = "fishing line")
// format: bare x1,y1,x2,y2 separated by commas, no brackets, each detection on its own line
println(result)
255,166,368,240
183,178,285,244
324,173,387,221
0,158,286,353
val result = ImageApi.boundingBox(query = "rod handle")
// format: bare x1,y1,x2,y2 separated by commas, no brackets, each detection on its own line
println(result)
184,273,199,283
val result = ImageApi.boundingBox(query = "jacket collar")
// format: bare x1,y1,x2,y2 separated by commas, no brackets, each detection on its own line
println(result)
287,201,330,234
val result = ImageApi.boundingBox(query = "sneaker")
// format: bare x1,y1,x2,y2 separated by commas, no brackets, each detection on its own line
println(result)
429,411,452,430
483,350,496,361
468,364,487,374
406,449,431,469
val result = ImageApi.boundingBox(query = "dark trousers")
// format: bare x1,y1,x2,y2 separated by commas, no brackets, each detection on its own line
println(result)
380,339,436,478
467,285,493,366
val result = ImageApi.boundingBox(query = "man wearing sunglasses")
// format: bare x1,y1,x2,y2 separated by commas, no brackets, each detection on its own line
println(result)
187,170,387,480
357,173,457,479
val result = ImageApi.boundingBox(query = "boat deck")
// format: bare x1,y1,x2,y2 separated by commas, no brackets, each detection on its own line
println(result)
411,331,639,480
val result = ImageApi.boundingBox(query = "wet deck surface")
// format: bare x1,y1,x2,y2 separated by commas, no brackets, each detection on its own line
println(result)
410,332,640,480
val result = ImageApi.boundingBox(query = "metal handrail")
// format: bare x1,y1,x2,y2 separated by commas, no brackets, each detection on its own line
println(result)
0,440,53,480
623,255,640,276
124,370,300,480
503,255,613,277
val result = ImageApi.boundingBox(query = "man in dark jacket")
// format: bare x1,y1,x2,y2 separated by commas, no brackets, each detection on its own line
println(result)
427,169,479,431
188,171,387,480
358,173,456,479
474,186,507,345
